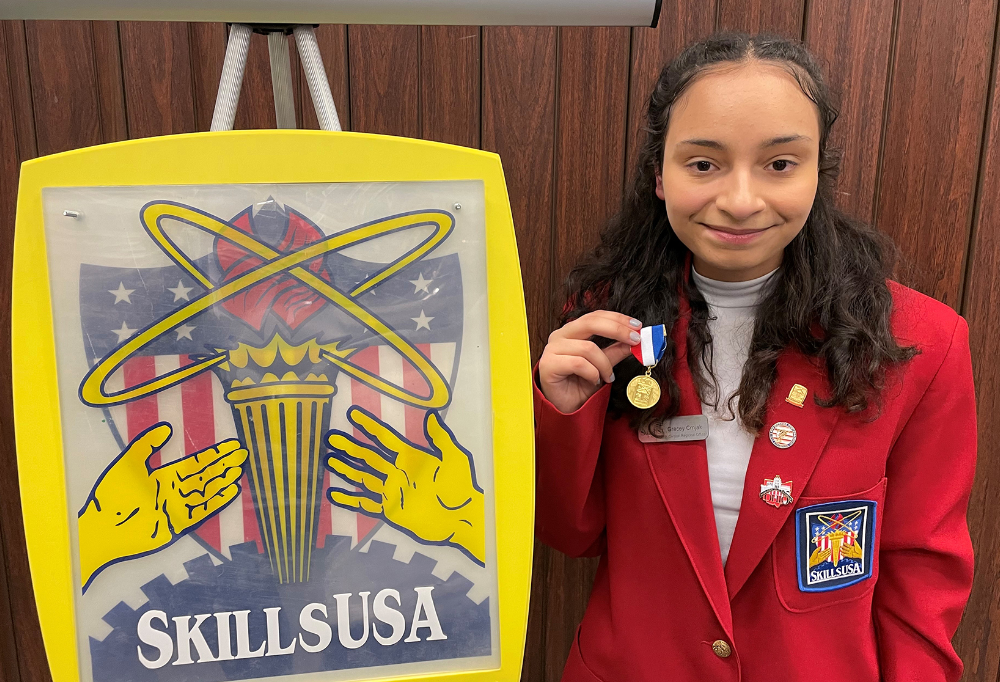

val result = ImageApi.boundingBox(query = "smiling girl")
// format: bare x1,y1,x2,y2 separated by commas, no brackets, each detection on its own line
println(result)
534,32,976,682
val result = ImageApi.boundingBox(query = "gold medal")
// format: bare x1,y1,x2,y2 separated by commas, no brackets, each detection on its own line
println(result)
626,366,661,409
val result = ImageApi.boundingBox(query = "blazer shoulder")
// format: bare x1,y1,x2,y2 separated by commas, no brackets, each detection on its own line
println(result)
887,280,965,362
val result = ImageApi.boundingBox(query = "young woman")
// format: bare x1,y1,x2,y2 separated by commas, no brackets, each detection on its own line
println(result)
535,32,976,682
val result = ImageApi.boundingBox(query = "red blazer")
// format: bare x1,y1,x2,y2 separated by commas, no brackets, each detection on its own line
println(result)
534,281,976,682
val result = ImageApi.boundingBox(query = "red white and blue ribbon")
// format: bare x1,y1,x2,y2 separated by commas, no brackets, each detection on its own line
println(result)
631,324,666,366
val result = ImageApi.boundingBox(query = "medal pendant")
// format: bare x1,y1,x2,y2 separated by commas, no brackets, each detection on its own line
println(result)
627,367,660,409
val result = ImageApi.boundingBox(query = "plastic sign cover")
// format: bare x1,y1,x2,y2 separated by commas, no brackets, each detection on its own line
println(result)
12,133,531,682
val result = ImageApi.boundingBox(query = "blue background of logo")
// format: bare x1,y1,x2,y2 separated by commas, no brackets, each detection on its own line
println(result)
794,499,877,593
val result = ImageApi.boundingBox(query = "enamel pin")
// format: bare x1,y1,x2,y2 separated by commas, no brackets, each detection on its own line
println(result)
760,475,793,508
786,383,807,408
768,421,797,449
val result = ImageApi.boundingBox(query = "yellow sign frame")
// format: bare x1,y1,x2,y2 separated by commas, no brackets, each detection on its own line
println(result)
11,130,533,682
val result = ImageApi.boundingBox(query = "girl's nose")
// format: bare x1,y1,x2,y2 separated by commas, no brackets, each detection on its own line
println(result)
714,168,766,222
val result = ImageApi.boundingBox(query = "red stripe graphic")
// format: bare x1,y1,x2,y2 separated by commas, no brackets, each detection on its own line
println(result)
124,357,160,467
403,344,431,448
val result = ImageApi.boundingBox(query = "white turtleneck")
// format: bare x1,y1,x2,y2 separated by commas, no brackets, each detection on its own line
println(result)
690,265,778,566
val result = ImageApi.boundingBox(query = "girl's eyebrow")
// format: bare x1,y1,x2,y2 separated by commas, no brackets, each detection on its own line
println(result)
678,134,812,151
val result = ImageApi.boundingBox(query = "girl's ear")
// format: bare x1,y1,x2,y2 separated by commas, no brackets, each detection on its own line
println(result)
655,173,665,201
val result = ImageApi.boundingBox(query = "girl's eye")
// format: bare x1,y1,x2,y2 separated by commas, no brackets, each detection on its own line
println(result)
770,159,797,172
690,160,714,173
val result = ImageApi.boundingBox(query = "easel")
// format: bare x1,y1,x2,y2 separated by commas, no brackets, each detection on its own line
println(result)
211,24,342,132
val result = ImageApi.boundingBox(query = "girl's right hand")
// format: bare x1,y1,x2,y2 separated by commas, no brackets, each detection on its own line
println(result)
538,311,643,414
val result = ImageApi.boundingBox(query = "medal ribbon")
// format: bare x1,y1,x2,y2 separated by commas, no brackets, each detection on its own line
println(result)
631,324,666,366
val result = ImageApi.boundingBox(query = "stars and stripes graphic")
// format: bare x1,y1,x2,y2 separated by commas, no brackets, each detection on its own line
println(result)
80,212,464,561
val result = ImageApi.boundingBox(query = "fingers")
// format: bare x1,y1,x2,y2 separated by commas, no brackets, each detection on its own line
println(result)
603,340,638,367
539,351,602,386
175,482,241,533
328,488,383,516
176,462,243,501
126,422,173,466
326,430,395,477
326,453,386,495
543,338,615,383
172,444,248,490
346,407,414,457
551,311,642,346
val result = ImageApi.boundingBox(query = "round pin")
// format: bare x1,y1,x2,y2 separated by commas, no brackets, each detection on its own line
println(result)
768,421,797,449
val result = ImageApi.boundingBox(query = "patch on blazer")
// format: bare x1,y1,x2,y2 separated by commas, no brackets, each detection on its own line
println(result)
795,499,877,592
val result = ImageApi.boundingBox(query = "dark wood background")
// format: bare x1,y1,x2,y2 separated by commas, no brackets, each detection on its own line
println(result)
1,0,999,679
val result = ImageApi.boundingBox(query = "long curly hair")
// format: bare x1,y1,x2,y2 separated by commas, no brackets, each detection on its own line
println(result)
561,31,918,435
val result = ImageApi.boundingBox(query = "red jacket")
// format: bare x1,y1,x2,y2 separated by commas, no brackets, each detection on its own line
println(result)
534,281,976,682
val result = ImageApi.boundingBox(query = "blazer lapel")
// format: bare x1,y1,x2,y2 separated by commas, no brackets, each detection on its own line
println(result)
644,297,733,634
723,347,841,599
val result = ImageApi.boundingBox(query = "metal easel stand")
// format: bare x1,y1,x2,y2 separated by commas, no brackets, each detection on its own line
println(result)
210,23,343,133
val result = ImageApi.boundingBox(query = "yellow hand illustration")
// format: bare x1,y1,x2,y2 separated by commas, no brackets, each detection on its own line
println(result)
326,407,485,566
78,422,248,590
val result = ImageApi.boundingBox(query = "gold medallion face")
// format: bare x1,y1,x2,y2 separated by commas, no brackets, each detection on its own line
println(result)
626,374,661,409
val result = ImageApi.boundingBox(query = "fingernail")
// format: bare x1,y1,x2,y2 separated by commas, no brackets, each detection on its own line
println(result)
609,373,616,382
630,331,640,343
630,318,642,328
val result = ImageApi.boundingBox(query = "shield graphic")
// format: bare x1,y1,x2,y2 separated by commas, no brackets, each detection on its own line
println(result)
12,131,532,682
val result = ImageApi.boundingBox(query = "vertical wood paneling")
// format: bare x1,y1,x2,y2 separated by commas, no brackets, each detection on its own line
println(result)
874,0,996,307
234,31,279,130
91,22,127,143
348,25,419,136
481,26,558,681
420,26,480,147
189,22,226,132
626,3,717,186
3,22,37,160
300,25,351,131
120,22,196,137
2,9,1000,682
546,25,631,682
954,9,1000,679
804,0,895,223
0,23,22,682
24,21,103,155
716,0,806,37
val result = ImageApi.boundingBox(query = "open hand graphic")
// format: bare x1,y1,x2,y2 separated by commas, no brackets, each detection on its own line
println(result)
78,422,248,590
325,407,485,566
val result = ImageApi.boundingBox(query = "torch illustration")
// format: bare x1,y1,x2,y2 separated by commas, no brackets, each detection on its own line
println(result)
79,199,454,584
215,337,350,583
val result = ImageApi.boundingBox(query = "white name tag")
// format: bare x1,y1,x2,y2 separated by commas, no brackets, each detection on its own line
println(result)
638,414,709,443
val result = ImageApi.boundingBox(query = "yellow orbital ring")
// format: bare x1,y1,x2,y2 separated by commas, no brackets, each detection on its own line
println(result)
78,202,455,409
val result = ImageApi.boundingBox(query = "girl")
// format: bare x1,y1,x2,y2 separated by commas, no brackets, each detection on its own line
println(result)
535,32,976,682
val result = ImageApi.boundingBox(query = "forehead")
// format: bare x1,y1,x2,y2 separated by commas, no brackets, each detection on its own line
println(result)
665,62,820,145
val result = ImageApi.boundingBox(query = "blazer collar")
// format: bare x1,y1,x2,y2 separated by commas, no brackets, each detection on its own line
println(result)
642,262,841,621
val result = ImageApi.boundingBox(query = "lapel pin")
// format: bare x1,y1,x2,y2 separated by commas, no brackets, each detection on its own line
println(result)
760,475,793,508
786,383,807,408
769,421,797,449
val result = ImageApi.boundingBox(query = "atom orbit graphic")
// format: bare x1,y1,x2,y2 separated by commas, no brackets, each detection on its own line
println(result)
79,201,456,410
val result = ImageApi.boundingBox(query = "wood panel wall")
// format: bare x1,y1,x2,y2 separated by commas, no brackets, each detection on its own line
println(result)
0,2,998,679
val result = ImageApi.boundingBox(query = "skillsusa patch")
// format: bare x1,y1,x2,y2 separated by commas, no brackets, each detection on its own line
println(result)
795,500,877,592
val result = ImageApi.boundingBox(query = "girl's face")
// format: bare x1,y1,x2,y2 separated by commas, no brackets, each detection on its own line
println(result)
656,62,821,282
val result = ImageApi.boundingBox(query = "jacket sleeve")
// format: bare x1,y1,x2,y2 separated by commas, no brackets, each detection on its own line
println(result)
533,367,612,558
873,316,976,682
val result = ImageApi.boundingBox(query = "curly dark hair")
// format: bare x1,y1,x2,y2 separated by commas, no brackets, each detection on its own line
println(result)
561,31,918,435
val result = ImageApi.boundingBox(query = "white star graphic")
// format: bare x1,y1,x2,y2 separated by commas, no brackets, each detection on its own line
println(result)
109,282,135,304
167,280,194,302
412,310,434,331
175,324,195,341
112,321,136,343
410,273,433,294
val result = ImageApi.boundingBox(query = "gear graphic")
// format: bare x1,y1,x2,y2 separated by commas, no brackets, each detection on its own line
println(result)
90,537,491,682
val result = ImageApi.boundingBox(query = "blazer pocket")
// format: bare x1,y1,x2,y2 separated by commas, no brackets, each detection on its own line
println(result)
773,477,887,613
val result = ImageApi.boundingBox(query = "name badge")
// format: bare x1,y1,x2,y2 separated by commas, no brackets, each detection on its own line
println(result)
638,414,709,442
